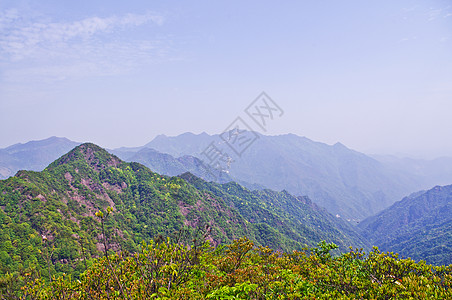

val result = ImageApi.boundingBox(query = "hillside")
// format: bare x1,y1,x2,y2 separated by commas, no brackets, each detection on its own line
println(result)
180,172,368,250
116,147,234,183
141,132,420,220
0,143,367,281
3,135,452,222
359,184,452,265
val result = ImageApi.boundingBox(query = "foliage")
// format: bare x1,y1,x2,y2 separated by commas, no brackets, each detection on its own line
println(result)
16,237,452,299
0,143,451,298
180,173,369,252
0,144,252,287
0,143,367,295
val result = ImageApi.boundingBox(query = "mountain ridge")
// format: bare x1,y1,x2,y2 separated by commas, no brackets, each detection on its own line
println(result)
0,136,80,179
359,184,452,265
2,134,452,221
0,142,369,280
143,132,420,219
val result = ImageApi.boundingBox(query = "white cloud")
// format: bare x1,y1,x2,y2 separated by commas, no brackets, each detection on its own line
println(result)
0,9,19,28
0,12,164,60
2,40,167,82
398,36,417,43
428,8,443,21
427,6,452,21
0,10,170,83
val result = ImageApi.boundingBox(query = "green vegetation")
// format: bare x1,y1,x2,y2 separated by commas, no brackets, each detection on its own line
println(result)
0,143,254,282
0,143,366,295
12,237,452,299
180,173,369,252
1,142,450,298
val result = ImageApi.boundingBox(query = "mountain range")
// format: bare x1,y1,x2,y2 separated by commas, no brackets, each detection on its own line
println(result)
123,132,452,220
359,184,452,265
2,133,452,222
0,137,79,179
0,143,368,278
1,137,452,269
113,147,235,184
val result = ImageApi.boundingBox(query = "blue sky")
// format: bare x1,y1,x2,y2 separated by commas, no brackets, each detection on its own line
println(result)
0,0,451,158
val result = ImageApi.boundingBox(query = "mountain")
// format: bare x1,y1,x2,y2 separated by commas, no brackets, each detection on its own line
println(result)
115,147,234,183
0,143,367,279
180,172,369,251
144,132,213,157
141,132,421,220
4,134,452,222
0,137,80,179
113,147,268,191
359,184,452,266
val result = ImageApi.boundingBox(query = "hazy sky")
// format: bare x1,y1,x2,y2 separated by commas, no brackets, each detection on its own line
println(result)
1,0,451,158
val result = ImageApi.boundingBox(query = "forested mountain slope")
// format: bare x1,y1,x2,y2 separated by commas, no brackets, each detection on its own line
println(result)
359,184,452,265
0,143,367,280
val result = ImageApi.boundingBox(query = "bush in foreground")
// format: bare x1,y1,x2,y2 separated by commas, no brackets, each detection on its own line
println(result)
6,237,452,299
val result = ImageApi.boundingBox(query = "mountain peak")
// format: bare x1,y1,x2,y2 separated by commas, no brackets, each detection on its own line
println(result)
4,136,79,153
48,143,122,170
154,134,168,139
333,142,347,148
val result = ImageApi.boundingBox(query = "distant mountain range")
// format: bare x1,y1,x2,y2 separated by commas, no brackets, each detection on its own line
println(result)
0,137,79,179
359,184,452,266
2,133,452,221
0,143,368,277
111,147,234,184
1,137,452,265
130,132,452,220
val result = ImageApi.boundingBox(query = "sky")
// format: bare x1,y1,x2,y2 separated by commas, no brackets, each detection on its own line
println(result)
0,0,451,158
